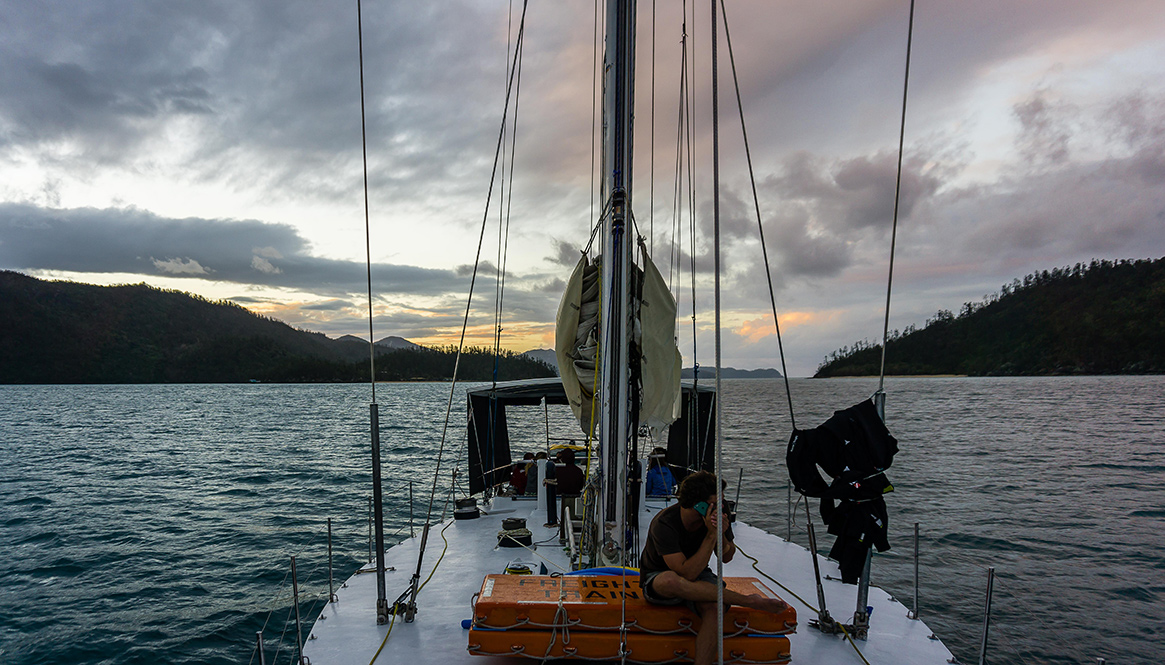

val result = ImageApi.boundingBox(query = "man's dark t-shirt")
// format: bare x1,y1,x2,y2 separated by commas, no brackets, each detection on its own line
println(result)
557,462,585,495
639,503,734,587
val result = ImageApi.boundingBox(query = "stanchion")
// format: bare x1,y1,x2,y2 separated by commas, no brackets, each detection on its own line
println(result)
852,548,872,639
909,522,919,619
327,518,337,603
786,484,792,541
978,566,995,665
291,556,305,664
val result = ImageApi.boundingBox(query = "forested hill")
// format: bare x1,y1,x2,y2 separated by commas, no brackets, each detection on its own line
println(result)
815,258,1165,377
0,271,555,383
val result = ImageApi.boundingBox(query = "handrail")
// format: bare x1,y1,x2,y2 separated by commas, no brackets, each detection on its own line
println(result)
563,502,578,569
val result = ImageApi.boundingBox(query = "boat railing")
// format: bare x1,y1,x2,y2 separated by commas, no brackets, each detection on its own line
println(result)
562,502,578,569
248,509,387,665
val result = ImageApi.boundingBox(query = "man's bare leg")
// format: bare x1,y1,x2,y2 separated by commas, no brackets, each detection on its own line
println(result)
649,571,789,613
694,601,718,665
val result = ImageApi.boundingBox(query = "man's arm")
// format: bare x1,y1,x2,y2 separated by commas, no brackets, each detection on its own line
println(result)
710,509,735,563
660,510,734,579
660,535,717,581
721,537,735,563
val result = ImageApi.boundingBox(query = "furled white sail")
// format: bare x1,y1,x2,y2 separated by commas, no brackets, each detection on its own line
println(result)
555,255,600,434
555,252,680,435
637,249,683,432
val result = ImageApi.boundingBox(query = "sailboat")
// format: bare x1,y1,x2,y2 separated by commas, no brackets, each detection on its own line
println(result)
302,1,957,663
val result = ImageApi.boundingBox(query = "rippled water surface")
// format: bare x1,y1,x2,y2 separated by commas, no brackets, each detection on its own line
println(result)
1,378,1162,664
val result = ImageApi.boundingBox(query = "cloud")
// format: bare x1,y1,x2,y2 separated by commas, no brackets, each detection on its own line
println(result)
2,0,1164,377
1013,91,1075,167
250,255,281,274
548,238,582,266
152,257,210,275
0,202,460,297
300,299,354,312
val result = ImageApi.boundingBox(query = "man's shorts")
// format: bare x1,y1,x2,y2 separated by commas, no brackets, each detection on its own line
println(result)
641,568,724,616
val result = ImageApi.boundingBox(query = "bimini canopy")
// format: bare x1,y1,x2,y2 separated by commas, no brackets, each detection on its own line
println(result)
466,379,716,496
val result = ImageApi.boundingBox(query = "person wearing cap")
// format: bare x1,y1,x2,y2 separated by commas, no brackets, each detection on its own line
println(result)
645,446,676,496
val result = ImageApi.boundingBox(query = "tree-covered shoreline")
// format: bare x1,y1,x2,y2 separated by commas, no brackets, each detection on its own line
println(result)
816,257,1165,378
0,271,555,384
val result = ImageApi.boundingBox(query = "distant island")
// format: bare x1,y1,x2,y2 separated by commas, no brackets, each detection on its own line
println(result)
681,367,782,379
0,271,555,384
510,350,782,379
816,257,1165,377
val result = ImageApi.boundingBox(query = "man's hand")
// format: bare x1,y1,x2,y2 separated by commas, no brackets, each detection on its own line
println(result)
705,507,729,535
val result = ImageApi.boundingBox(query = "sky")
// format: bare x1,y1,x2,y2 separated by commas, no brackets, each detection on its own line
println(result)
2,0,1163,377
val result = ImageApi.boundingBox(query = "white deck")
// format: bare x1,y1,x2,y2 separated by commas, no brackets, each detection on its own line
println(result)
303,486,955,665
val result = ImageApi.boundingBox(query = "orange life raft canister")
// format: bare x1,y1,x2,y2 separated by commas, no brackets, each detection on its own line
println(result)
472,574,796,635
468,574,796,663
468,628,791,664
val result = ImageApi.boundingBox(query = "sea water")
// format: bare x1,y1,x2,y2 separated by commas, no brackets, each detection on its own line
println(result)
0,377,1161,664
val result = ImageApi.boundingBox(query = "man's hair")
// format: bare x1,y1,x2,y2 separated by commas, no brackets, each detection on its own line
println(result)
676,470,723,508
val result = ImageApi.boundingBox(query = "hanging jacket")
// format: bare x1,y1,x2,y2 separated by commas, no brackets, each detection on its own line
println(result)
824,496,891,583
785,397,899,583
785,399,897,500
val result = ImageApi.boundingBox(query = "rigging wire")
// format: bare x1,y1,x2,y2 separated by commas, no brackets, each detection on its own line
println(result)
684,0,700,380
878,0,916,392
649,0,657,255
492,0,514,388
710,1,725,661
493,4,524,389
409,0,531,607
356,0,376,400
667,0,701,378
667,25,687,293
717,0,796,429
589,0,601,234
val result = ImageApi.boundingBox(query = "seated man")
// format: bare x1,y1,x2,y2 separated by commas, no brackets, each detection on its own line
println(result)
639,470,789,665
508,462,527,495
644,446,676,496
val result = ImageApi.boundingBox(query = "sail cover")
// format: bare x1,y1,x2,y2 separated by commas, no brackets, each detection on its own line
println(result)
555,253,681,435
638,249,684,431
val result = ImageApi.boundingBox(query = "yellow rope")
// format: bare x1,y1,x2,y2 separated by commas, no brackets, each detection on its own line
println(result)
417,520,454,593
735,545,871,665
367,607,396,665
368,519,457,665
735,545,816,611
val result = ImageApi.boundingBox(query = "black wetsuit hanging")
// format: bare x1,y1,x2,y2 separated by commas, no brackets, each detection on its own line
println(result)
786,398,898,583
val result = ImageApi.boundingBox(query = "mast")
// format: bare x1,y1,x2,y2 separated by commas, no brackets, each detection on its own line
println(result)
597,0,637,565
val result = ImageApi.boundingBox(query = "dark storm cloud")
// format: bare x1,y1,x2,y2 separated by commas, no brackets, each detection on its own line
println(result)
765,151,945,234
678,147,953,286
300,299,354,312
0,2,223,158
0,0,510,206
548,239,583,266
0,203,462,297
